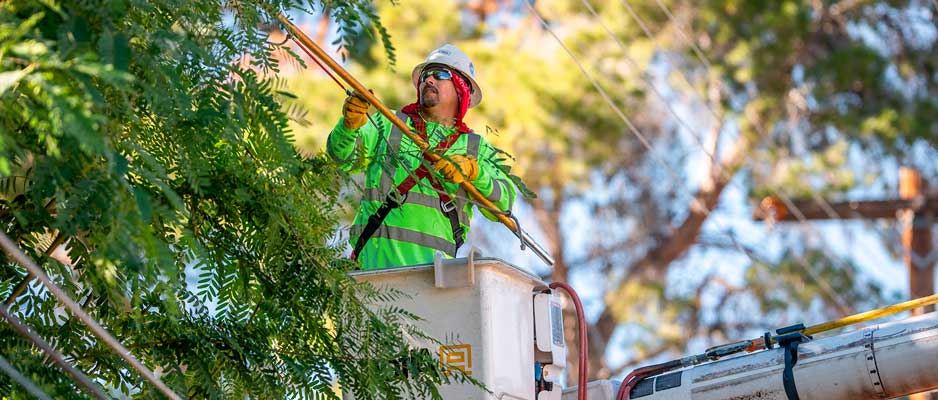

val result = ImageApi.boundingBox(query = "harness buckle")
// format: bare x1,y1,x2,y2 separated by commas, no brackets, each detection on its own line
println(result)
440,199,456,213
386,190,408,207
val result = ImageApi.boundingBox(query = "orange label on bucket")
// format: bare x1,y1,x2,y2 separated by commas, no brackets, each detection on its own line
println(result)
439,344,472,376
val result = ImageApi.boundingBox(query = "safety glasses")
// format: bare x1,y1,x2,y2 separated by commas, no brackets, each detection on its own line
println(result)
420,68,453,82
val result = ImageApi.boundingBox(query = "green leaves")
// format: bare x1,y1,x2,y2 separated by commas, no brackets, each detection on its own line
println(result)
0,0,453,398
490,146,537,200
328,0,397,66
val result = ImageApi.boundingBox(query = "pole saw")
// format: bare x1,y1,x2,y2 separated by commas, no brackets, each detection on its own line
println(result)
274,13,555,266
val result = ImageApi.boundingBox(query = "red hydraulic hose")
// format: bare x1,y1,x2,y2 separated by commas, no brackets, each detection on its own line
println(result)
615,368,649,400
549,282,588,400
615,360,683,400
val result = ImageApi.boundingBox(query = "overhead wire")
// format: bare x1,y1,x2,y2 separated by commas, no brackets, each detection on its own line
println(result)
0,232,183,400
617,0,938,386
574,0,861,311
643,0,857,223
644,0,870,294
618,0,723,123
622,0,843,219
598,1,928,386
523,1,713,216
622,0,901,231
527,0,855,313
622,0,866,240
649,0,712,71
578,0,722,174
624,0,858,223
531,2,854,357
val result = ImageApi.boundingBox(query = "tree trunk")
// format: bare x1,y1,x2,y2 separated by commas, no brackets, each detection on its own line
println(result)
594,116,754,370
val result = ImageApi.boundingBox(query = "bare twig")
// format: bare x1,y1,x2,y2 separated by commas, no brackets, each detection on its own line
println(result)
5,231,68,306
0,231,183,400
0,305,108,399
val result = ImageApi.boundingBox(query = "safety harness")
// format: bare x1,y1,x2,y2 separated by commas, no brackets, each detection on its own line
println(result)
351,112,477,260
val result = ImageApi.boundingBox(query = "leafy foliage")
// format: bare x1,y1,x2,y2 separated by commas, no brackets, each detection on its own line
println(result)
325,0,397,66
0,0,466,398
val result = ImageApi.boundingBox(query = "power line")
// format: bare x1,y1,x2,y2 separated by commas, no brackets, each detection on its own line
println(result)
642,0,866,279
0,354,53,400
619,0,723,123
620,0,847,218
579,0,721,169
0,232,182,400
613,0,861,295
524,1,713,217
640,0,851,219
649,0,712,71
0,304,108,399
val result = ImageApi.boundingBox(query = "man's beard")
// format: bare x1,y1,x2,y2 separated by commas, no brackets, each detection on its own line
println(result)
420,86,439,108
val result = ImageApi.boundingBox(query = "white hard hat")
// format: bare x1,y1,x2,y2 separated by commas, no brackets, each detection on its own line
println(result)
411,44,483,108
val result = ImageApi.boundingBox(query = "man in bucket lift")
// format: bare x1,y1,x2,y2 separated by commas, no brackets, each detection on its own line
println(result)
327,44,516,270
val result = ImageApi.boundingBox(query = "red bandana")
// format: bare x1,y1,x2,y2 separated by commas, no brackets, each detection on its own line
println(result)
403,69,473,136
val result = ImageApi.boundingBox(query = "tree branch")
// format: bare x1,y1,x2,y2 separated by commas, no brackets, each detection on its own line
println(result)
5,231,68,305
829,0,874,17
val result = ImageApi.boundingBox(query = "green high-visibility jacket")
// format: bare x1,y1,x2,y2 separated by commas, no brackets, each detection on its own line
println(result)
327,111,516,270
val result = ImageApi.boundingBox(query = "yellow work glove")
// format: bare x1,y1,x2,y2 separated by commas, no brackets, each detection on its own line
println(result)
341,91,370,130
434,155,479,184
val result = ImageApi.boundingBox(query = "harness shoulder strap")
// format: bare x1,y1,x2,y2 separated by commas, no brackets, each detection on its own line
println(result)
377,112,408,196
429,132,471,254
466,132,481,159
388,111,408,154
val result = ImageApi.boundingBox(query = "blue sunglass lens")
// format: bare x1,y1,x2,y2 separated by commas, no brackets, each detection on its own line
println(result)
422,69,453,81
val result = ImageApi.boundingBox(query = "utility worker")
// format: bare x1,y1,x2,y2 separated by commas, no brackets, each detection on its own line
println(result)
327,44,516,270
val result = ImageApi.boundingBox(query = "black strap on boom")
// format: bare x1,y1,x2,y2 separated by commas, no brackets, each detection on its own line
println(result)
773,324,811,400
